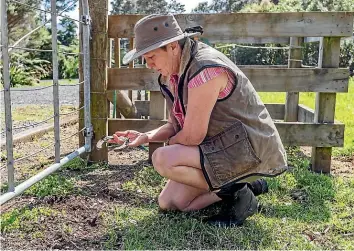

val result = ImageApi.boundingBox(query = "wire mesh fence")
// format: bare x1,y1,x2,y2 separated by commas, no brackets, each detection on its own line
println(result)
0,0,92,205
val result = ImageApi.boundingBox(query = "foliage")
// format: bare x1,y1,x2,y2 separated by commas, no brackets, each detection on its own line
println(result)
58,42,80,79
111,0,185,14
58,19,78,47
41,0,77,22
1,52,51,87
7,0,41,45
168,0,186,13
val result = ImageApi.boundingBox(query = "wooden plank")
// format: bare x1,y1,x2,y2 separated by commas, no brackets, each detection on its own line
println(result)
108,12,353,39
108,119,166,135
136,101,285,120
89,0,108,162
128,38,134,101
108,68,349,93
114,38,121,67
311,37,341,173
298,104,315,123
149,91,166,161
285,37,303,122
238,65,288,68
276,122,344,147
113,38,121,118
108,119,344,147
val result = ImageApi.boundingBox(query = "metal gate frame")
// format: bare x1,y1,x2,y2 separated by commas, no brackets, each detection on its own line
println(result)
0,0,92,205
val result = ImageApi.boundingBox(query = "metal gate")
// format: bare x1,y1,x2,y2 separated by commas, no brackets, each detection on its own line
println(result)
0,0,92,205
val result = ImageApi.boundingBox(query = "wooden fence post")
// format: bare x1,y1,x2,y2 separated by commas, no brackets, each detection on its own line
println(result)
311,37,340,173
285,37,303,122
128,38,134,101
149,91,166,162
89,0,108,162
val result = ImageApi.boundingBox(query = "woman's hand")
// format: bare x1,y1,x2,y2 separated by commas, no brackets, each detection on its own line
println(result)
108,130,149,147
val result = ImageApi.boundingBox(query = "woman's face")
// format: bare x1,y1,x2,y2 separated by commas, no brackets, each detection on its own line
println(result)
143,42,180,77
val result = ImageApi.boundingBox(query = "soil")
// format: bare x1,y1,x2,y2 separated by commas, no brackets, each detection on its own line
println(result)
0,123,353,250
1,122,153,249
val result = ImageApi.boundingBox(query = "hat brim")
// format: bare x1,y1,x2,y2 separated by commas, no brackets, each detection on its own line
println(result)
122,32,199,65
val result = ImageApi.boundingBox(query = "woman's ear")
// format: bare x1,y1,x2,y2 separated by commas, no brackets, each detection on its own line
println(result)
171,41,179,56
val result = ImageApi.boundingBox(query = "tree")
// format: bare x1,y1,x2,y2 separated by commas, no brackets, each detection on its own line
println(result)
58,19,78,47
7,0,41,45
42,0,78,22
192,0,260,13
192,1,211,13
111,0,136,14
168,0,186,14
136,0,168,14
111,0,187,14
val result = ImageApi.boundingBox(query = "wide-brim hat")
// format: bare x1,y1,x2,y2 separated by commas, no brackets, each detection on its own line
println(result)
122,14,199,65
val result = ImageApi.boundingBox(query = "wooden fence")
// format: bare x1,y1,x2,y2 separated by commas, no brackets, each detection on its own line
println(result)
85,8,353,173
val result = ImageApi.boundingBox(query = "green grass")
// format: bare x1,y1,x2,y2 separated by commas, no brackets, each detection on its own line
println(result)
1,206,58,233
1,174,76,198
259,77,354,156
95,147,354,249
0,105,76,126
100,149,354,249
1,149,353,249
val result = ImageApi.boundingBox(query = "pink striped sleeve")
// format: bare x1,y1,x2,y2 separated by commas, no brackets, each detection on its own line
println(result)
188,67,226,88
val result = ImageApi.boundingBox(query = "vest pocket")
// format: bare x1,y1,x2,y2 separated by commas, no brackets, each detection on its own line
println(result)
200,121,261,187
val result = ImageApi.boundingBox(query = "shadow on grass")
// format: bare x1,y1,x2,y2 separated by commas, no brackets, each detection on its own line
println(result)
259,147,335,223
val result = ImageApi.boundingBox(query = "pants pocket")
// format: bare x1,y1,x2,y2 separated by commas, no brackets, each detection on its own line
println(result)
200,121,261,187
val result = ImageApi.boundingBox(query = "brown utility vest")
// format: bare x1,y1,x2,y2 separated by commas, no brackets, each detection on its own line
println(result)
158,38,288,190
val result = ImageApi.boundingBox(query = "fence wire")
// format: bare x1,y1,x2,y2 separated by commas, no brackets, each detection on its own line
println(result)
0,0,92,204
0,127,85,170
0,106,84,134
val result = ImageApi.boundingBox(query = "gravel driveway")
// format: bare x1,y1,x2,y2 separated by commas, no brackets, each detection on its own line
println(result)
0,85,80,108
0,85,80,137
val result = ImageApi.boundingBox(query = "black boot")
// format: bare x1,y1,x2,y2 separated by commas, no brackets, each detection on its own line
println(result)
249,178,268,196
205,184,258,227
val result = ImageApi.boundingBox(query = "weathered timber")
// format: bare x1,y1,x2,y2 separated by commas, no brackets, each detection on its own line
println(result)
108,119,166,135
311,37,341,173
135,101,285,120
108,12,353,40
89,0,108,162
285,37,303,122
298,104,315,123
108,119,344,147
149,91,166,161
107,68,349,93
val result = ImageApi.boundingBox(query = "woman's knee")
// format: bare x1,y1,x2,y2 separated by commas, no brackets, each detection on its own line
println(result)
158,192,174,211
152,147,168,176
158,194,190,212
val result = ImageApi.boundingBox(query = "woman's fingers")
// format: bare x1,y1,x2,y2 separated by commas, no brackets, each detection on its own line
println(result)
107,134,125,144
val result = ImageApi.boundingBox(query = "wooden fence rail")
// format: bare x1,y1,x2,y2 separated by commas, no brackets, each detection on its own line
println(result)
85,11,354,173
